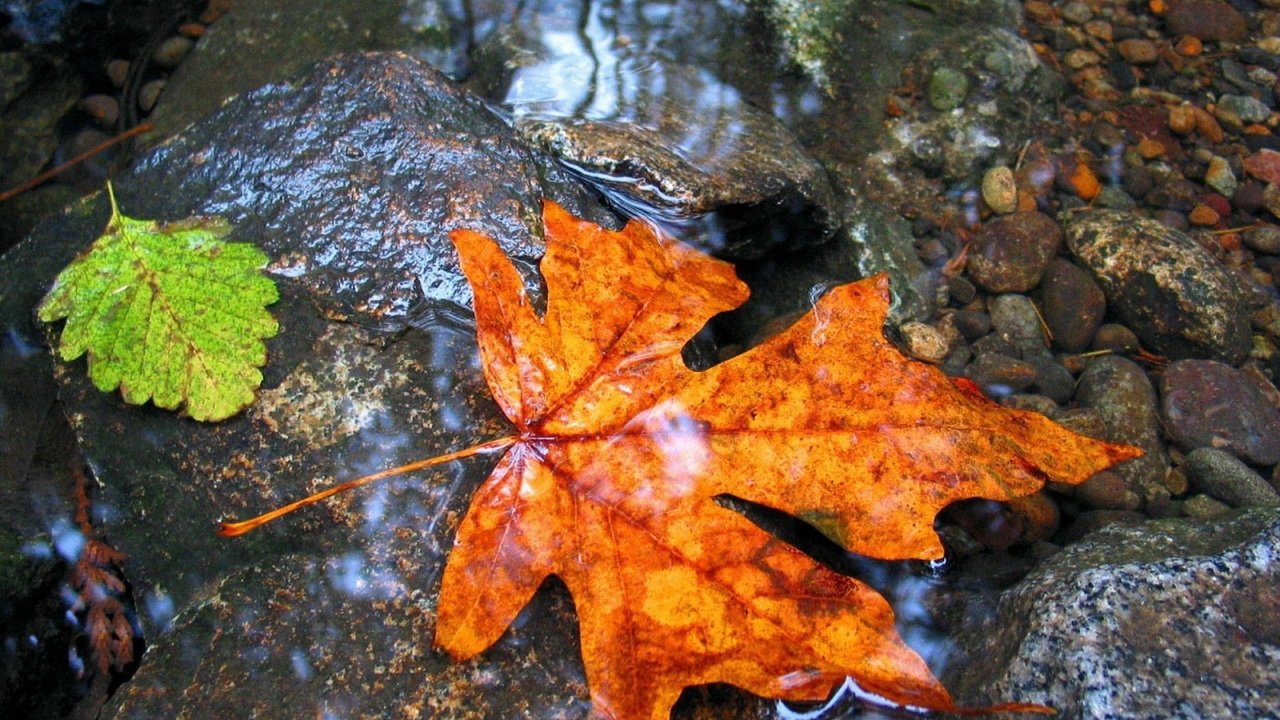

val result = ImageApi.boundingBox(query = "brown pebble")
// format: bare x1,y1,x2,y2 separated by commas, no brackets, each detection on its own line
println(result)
1091,323,1141,353
138,79,166,113
105,58,129,88
1169,104,1196,134
177,22,206,38
1136,136,1166,159
898,321,950,364
152,36,194,68
1077,471,1133,510
1117,38,1159,64
1164,467,1190,495
77,94,119,127
1188,203,1220,226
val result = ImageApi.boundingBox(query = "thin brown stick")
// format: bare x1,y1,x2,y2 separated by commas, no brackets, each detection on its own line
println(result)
217,435,519,537
0,123,154,204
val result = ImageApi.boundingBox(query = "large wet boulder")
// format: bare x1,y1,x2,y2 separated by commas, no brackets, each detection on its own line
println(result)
946,509,1280,720
1065,210,1252,364
6,50,792,720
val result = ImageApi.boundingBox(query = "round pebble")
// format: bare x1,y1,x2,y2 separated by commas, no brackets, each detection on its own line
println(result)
928,67,969,111
105,58,129,88
77,94,119,127
899,321,950,363
982,165,1018,214
989,293,1048,357
1204,156,1238,198
138,78,166,113
967,211,1062,293
1037,258,1106,353
1183,447,1280,508
153,36,195,68
1117,38,1158,64
1091,323,1140,353
1076,471,1137,510
965,353,1038,396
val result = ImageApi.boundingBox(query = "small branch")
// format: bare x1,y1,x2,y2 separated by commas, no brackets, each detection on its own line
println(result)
0,123,154,204
218,435,519,537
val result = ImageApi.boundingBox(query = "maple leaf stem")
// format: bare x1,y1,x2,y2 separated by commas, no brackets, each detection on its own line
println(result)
216,435,518,537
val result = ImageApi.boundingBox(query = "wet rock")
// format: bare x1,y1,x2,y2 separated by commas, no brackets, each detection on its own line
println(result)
1116,38,1158,64
1204,155,1238,198
1065,210,1252,363
1075,470,1139,511
1218,94,1272,125
981,165,1017,214
988,294,1047,358
1164,0,1249,42
840,198,938,323
1037,258,1105,353
513,64,838,257
1184,493,1233,519
947,510,1280,719
151,36,195,69
1075,356,1170,506
1090,323,1141,353
1184,448,1280,508
965,353,1038,396
898,321,950,363
1029,355,1075,404
966,211,1061,292
5,52,640,720
950,309,992,340
1160,359,1280,465
1243,224,1280,254
928,67,969,110
142,0,463,144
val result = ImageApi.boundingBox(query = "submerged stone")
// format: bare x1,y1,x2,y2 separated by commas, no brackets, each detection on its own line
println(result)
946,509,1280,719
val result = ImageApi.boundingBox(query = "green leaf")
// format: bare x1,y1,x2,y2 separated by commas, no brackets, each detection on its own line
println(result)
38,183,279,422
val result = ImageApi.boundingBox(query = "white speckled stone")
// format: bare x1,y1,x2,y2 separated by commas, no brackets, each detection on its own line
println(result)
947,510,1280,719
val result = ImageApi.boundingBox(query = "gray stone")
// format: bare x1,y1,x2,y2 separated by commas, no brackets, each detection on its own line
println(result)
1075,356,1171,506
1160,359,1280,465
1243,224,1280,254
988,293,1048,358
1218,94,1272,125
947,509,1280,719
1065,210,1252,363
1184,448,1280,508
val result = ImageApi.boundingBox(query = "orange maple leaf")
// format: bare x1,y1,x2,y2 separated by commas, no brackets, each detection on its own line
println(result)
223,200,1140,719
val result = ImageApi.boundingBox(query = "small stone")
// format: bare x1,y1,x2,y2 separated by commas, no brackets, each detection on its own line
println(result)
152,36,195,68
1031,355,1076,403
1118,38,1159,64
1076,471,1137,510
1160,359,1280,465
1091,323,1141,353
77,94,119,127
1168,103,1197,134
1243,224,1280,254
1065,49,1102,70
965,353,1038,396
1084,20,1113,42
138,79,166,113
981,165,1018,214
1061,1,1093,24
105,58,129,88
1204,156,1238,197
1260,36,1280,55
990,294,1048,357
1188,203,1220,226
947,275,977,305
967,211,1062,293
1184,447,1280,507
1181,493,1233,519
1165,0,1249,42
1001,393,1060,416
1219,94,1272,125
1136,136,1167,159
899,321,950,363
950,310,991,340
928,67,969,111
1243,149,1280,185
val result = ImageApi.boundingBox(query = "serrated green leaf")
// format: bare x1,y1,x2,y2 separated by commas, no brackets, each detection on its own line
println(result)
38,183,279,422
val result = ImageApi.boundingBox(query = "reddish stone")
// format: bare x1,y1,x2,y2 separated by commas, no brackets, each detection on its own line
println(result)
1243,150,1280,185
